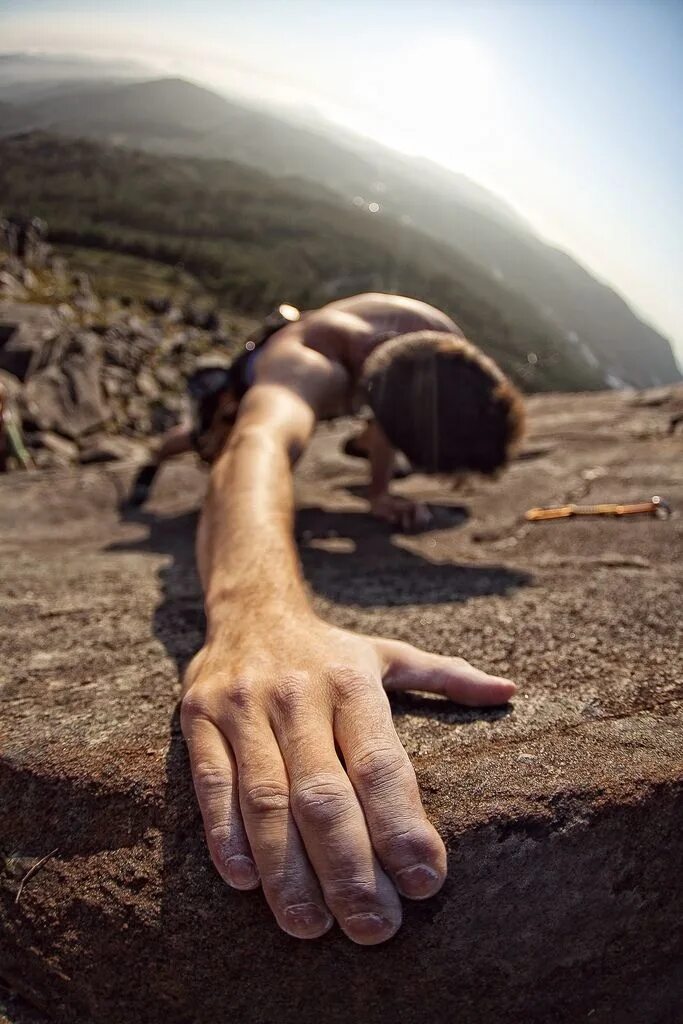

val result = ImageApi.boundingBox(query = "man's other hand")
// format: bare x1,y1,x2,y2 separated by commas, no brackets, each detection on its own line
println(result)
370,493,433,531
181,620,515,945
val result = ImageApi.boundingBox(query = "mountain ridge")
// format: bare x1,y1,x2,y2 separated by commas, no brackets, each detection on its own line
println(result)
0,130,607,393
0,65,678,387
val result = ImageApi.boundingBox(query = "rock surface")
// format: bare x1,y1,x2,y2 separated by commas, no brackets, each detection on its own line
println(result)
1,387,682,1024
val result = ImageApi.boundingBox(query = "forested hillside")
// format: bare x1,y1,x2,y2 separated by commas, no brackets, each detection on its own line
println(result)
1,72,678,388
0,132,604,392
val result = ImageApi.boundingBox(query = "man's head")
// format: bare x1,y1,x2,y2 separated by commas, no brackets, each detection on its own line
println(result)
361,331,525,475
187,363,241,463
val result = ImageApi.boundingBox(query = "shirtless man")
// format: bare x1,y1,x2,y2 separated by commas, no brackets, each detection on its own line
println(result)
153,293,525,945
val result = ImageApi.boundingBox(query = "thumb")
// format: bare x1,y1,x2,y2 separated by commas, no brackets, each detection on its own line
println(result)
373,638,516,707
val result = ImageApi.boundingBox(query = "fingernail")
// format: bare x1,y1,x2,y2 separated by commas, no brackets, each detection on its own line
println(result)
395,863,441,899
344,912,398,944
282,903,333,939
224,854,259,889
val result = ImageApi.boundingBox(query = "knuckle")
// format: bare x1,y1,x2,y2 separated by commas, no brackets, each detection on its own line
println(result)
192,760,230,798
224,677,258,716
207,822,232,847
352,745,414,793
271,672,311,719
181,673,258,727
381,823,440,862
261,866,306,903
182,673,262,736
241,780,290,817
330,668,376,702
292,774,355,829
324,875,385,909
180,688,214,729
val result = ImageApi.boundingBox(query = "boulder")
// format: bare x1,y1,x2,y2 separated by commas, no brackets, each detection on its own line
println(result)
34,431,79,464
154,363,182,390
135,368,160,401
78,434,146,464
71,292,101,316
18,268,38,292
125,394,152,435
0,272,28,301
164,305,183,326
0,304,62,381
182,305,220,331
102,332,135,370
70,272,92,294
56,304,77,323
144,296,172,316
22,332,109,439
0,369,22,401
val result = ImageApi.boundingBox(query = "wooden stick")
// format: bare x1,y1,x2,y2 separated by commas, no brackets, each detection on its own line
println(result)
526,496,668,522
15,848,59,905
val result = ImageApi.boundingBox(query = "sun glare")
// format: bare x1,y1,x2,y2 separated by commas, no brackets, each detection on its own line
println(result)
378,37,500,156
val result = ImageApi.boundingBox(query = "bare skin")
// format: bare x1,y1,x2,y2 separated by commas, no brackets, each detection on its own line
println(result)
180,293,517,945
141,292,464,527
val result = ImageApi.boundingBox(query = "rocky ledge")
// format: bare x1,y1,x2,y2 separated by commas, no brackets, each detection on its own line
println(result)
1,386,682,1024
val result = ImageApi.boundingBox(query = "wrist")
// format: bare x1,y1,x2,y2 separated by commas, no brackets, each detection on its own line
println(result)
205,581,312,637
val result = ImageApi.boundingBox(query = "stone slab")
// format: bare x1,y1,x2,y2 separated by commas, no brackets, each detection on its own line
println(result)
1,387,682,1023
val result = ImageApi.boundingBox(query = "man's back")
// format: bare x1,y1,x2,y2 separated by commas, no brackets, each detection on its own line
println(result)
257,293,462,406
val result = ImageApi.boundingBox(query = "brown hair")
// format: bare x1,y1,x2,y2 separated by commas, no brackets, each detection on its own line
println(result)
362,331,525,474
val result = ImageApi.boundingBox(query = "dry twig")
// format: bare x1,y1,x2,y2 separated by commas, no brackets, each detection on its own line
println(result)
15,848,59,905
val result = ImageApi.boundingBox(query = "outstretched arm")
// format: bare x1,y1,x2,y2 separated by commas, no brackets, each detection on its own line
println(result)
366,418,432,531
181,353,516,946
128,424,193,507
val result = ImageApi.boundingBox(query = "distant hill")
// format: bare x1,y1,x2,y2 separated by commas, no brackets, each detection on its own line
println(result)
0,64,678,388
0,52,147,101
0,132,606,392
0,76,385,192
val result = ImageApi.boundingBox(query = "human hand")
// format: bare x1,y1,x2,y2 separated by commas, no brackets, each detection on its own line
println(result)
181,619,515,945
370,492,433,531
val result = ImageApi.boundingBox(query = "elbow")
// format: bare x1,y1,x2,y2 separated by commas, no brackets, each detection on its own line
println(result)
227,422,303,465
226,423,283,458
206,423,288,489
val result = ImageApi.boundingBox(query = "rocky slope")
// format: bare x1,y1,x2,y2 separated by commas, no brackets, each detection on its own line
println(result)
0,254,254,470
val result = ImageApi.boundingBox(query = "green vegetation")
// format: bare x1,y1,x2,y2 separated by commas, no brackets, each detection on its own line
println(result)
57,245,205,302
0,131,605,391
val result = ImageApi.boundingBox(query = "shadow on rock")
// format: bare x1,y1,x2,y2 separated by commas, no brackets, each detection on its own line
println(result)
388,690,514,726
296,504,531,607
113,505,204,676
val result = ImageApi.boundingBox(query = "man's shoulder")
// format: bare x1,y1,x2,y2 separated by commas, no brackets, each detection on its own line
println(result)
323,292,453,325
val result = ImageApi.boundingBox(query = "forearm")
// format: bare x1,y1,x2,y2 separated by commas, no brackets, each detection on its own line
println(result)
199,389,316,633
367,419,431,530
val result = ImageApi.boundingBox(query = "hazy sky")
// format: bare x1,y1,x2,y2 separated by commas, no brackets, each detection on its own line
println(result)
2,0,682,362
